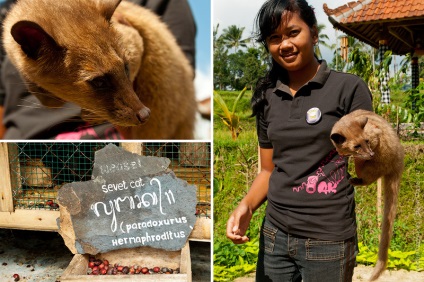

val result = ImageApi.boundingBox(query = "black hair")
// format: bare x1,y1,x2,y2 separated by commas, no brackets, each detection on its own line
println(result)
251,0,317,116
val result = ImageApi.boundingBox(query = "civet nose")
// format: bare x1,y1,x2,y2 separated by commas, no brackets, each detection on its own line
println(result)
136,107,151,124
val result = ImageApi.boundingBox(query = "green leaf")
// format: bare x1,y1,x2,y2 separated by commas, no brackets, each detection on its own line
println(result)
231,87,248,114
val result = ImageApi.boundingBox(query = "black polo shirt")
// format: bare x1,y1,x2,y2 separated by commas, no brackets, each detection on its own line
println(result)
257,60,373,241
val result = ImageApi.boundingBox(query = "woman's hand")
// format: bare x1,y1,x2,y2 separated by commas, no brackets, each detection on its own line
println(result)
226,202,252,244
226,148,273,244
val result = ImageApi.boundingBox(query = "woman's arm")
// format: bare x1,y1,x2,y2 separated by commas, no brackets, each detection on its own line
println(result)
226,147,274,244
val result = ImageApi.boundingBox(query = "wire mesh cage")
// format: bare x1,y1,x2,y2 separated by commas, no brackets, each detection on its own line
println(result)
142,143,211,218
7,142,211,217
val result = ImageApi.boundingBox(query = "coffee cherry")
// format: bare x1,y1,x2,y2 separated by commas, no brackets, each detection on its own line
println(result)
86,257,176,276
122,266,129,274
141,267,149,274
91,269,99,275
94,259,102,266
161,267,169,273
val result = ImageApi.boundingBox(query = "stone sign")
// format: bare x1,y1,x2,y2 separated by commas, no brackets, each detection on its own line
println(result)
56,144,197,255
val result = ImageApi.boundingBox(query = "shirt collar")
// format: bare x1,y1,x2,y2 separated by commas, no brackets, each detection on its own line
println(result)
272,60,331,95
309,60,331,86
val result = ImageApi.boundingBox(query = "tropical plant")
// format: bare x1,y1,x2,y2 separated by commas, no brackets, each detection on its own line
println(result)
403,82,424,126
221,25,251,52
214,87,248,140
214,238,259,281
225,48,268,90
346,36,376,83
214,43,230,90
213,23,222,50
214,24,230,90
315,23,330,59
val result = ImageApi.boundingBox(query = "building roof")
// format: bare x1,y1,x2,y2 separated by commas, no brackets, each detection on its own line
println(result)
324,0,424,55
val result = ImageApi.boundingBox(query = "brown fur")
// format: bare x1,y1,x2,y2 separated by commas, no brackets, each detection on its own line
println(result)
2,0,196,139
331,109,404,281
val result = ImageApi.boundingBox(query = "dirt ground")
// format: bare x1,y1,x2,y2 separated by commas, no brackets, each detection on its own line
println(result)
351,265,424,282
234,265,424,282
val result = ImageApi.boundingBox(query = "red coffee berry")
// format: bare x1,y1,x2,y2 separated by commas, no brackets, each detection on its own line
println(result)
91,269,99,275
141,267,149,274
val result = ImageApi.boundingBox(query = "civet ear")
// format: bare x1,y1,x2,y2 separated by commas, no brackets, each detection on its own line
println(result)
330,133,346,145
97,0,122,22
11,20,61,60
358,116,368,129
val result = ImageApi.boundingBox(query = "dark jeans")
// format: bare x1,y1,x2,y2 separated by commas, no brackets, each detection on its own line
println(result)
256,217,358,282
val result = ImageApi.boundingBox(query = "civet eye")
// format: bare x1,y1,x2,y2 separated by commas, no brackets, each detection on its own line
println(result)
89,76,112,90
124,63,130,78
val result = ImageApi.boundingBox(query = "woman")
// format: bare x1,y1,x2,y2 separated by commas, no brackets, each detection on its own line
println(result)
226,0,373,281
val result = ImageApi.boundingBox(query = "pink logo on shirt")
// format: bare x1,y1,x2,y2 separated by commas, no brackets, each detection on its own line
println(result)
293,150,345,194
54,125,121,140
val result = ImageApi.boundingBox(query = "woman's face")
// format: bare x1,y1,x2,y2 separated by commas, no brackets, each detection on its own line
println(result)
266,11,318,73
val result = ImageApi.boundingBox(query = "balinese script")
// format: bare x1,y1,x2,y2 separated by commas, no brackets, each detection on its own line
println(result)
91,177,176,232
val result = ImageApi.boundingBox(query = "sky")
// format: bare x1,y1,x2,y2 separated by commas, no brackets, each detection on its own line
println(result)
188,0,212,77
187,0,212,100
213,0,342,62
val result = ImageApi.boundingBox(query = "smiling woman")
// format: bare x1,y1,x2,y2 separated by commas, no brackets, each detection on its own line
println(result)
265,11,319,95
224,0,374,281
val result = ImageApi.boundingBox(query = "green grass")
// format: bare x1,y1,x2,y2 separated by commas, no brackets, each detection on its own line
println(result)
214,90,424,280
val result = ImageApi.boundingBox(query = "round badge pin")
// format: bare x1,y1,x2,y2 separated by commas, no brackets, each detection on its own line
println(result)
306,107,321,124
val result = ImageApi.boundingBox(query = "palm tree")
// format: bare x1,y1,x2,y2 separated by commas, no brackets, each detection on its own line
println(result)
221,25,251,52
213,23,223,50
329,42,346,72
315,23,330,59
